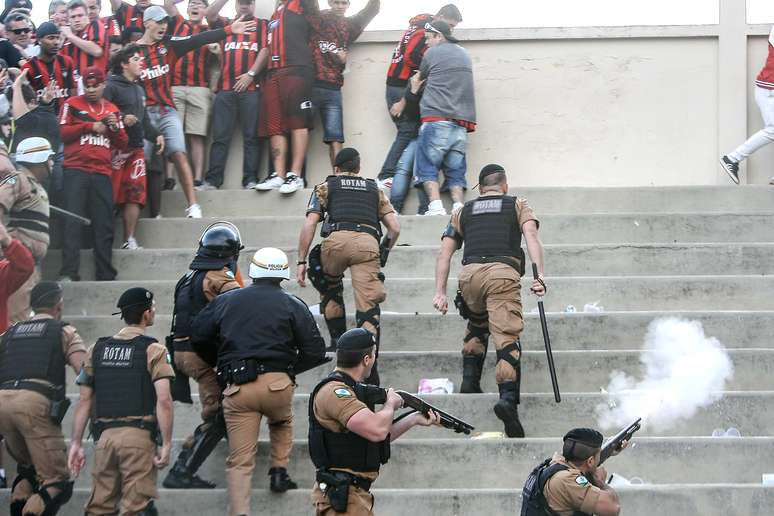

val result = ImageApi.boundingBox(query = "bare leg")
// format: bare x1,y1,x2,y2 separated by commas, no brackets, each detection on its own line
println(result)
189,135,206,182
170,152,198,206
289,129,309,175
328,142,343,169
423,180,442,203
123,203,141,241
270,135,288,179
449,186,465,204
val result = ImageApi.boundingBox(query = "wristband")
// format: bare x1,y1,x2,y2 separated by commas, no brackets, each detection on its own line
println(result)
297,261,307,266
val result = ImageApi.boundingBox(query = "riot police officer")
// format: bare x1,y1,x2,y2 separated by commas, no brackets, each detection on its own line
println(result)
433,164,546,438
297,147,401,385
309,328,440,516
520,428,622,516
163,221,243,489
68,288,175,516
0,282,84,516
192,247,327,516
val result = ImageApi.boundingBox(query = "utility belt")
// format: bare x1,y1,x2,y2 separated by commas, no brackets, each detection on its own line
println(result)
90,419,159,443
0,379,71,425
216,358,288,389
321,221,380,242
317,469,373,512
462,255,525,276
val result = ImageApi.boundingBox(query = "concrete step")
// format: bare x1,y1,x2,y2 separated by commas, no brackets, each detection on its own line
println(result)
5,486,774,516
63,349,773,394
60,276,774,315
43,243,774,281
128,213,774,248
56,392,774,439
158,185,774,217
63,311,774,352
4,486,774,516
10,438,772,489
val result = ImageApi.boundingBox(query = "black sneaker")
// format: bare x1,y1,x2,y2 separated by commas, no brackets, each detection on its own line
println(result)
163,178,177,190
269,467,298,493
163,468,216,489
719,156,740,184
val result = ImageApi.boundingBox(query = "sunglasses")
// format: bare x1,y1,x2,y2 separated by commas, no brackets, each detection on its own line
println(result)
11,28,31,35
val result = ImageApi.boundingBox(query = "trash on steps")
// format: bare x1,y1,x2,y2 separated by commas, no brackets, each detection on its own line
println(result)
418,378,454,394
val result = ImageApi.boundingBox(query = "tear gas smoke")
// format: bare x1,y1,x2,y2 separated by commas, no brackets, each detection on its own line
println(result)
596,318,734,432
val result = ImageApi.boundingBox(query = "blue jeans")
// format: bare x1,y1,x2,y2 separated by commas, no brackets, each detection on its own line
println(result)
389,139,429,214
206,90,262,187
415,121,468,189
312,86,344,143
380,84,419,180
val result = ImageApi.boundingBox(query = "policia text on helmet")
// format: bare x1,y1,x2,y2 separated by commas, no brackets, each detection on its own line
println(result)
296,147,401,386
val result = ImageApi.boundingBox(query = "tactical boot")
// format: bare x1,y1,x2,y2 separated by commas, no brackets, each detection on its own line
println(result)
162,462,216,489
269,467,298,493
137,501,159,515
494,382,525,438
460,355,484,393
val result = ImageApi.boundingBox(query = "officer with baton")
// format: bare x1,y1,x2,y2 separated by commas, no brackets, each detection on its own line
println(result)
433,164,546,438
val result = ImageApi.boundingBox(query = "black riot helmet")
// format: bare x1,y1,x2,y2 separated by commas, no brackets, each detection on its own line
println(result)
197,221,244,259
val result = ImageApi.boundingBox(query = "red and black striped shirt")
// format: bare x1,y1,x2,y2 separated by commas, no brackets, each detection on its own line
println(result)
22,55,77,112
386,13,432,87
219,18,267,92
171,14,210,88
267,0,314,71
114,1,146,32
60,20,109,77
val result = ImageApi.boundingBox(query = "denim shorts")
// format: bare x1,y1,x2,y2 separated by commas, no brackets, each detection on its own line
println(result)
414,120,468,188
312,86,344,143
144,105,187,158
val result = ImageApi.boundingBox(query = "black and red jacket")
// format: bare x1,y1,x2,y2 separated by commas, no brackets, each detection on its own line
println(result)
170,14,211,89
386,13,432,87
267,0,316,71
114,1,146,32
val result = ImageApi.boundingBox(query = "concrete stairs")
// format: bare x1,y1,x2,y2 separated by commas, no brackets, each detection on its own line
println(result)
4,185,774,515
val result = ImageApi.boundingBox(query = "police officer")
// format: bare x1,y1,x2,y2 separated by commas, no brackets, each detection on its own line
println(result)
68,288,175,516
163,221,243,489
433,164,546,438
297,147,401,385
520,428,622,516
192,247,327,516
0,137,55,322
309,328,440,516
0,282,84,516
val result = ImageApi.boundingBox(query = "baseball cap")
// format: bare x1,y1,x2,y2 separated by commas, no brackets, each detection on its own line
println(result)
30,281,63,309
425,20,459,44
143,5,168,23
334,147,360,168
15,137,54,164
36,21,60,39
113,287,154,315
83,66,105,86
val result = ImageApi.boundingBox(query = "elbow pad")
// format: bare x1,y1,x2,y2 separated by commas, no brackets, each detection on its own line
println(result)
75,367,94,387
441,223,462,243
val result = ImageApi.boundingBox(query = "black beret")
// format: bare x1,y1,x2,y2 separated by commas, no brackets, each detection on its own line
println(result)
113,287,154,315
30,281,63,309
563,427,604,448
334,147,360,168
337,328,376,351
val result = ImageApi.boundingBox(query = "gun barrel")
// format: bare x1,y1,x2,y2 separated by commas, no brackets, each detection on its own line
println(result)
396,391,475,434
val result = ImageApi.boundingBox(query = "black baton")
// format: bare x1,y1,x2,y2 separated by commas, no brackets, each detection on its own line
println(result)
532,263,561,403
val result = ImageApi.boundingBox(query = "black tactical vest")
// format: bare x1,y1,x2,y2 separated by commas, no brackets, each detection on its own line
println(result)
0,319,66,389
460,195,525,274
308,371,390,473
326,176,380,230
521,458,590,516
172,270,209,340
93,335,157,419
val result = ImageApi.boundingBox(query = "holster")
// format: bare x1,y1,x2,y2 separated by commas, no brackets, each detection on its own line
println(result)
49,397,71,426
166,336,193,404
320,222,333,238
217,358,267,388
317,470,350,513
454,290,472,320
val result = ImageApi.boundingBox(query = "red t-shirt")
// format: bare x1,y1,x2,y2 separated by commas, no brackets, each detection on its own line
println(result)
60,20,109,77
22,54,77,112
217,18,267,92
60,95,128,175
171,14,210,88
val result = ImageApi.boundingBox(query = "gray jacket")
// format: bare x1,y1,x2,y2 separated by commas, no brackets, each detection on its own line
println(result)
419,41,476,124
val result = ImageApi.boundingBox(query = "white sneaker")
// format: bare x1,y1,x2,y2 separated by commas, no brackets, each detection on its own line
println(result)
186,203,203,218
424,200,447,216
452,202,465,212
279,173,304,194
254,174,285,191
376,177,393,190
121,237,142,250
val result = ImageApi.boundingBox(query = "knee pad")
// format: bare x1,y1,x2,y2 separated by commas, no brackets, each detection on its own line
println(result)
356,306,381,334
37,480,74,516
12,464,38,496
496,340,522,371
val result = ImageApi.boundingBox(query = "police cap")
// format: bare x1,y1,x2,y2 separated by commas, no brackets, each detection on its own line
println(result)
334,147,360,170
30,281,63,309
113,287,154,315
563,427,604,448
337,328,376,351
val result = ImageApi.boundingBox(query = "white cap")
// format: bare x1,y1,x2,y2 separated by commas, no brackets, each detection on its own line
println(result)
143,5,168,23
15,137,54,164
248,247,290,280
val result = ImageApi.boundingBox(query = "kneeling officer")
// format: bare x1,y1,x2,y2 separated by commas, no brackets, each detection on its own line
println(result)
309,328,440,516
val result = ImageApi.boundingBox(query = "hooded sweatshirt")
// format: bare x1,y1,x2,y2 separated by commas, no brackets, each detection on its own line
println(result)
102,72,158,149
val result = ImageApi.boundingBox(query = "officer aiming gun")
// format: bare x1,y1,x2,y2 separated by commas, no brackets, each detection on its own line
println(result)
599,418,641,466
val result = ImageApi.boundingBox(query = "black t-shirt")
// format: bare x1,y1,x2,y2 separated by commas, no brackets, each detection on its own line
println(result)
0,39,24,68
11,106,60,154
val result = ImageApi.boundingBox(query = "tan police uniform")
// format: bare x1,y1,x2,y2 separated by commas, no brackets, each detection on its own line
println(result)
448,196,538,384
0,168,50,322
543,453,603,516
0,314,85,515
83,327,175,515
310,381,378,516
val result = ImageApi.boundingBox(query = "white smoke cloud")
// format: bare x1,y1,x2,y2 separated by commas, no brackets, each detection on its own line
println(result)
596,318,734,432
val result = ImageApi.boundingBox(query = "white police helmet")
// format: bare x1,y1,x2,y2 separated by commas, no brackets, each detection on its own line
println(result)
248,247,290,280
16,137,54,164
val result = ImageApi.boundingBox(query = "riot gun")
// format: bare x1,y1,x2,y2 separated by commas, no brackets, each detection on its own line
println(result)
599,418,641,465
355,384,475,435
379,235,393,267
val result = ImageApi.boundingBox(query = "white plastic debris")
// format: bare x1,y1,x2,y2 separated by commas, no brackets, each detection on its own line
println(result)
418,378,454,394
565,305,577,313
762,474,774,486
583,302,604,313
